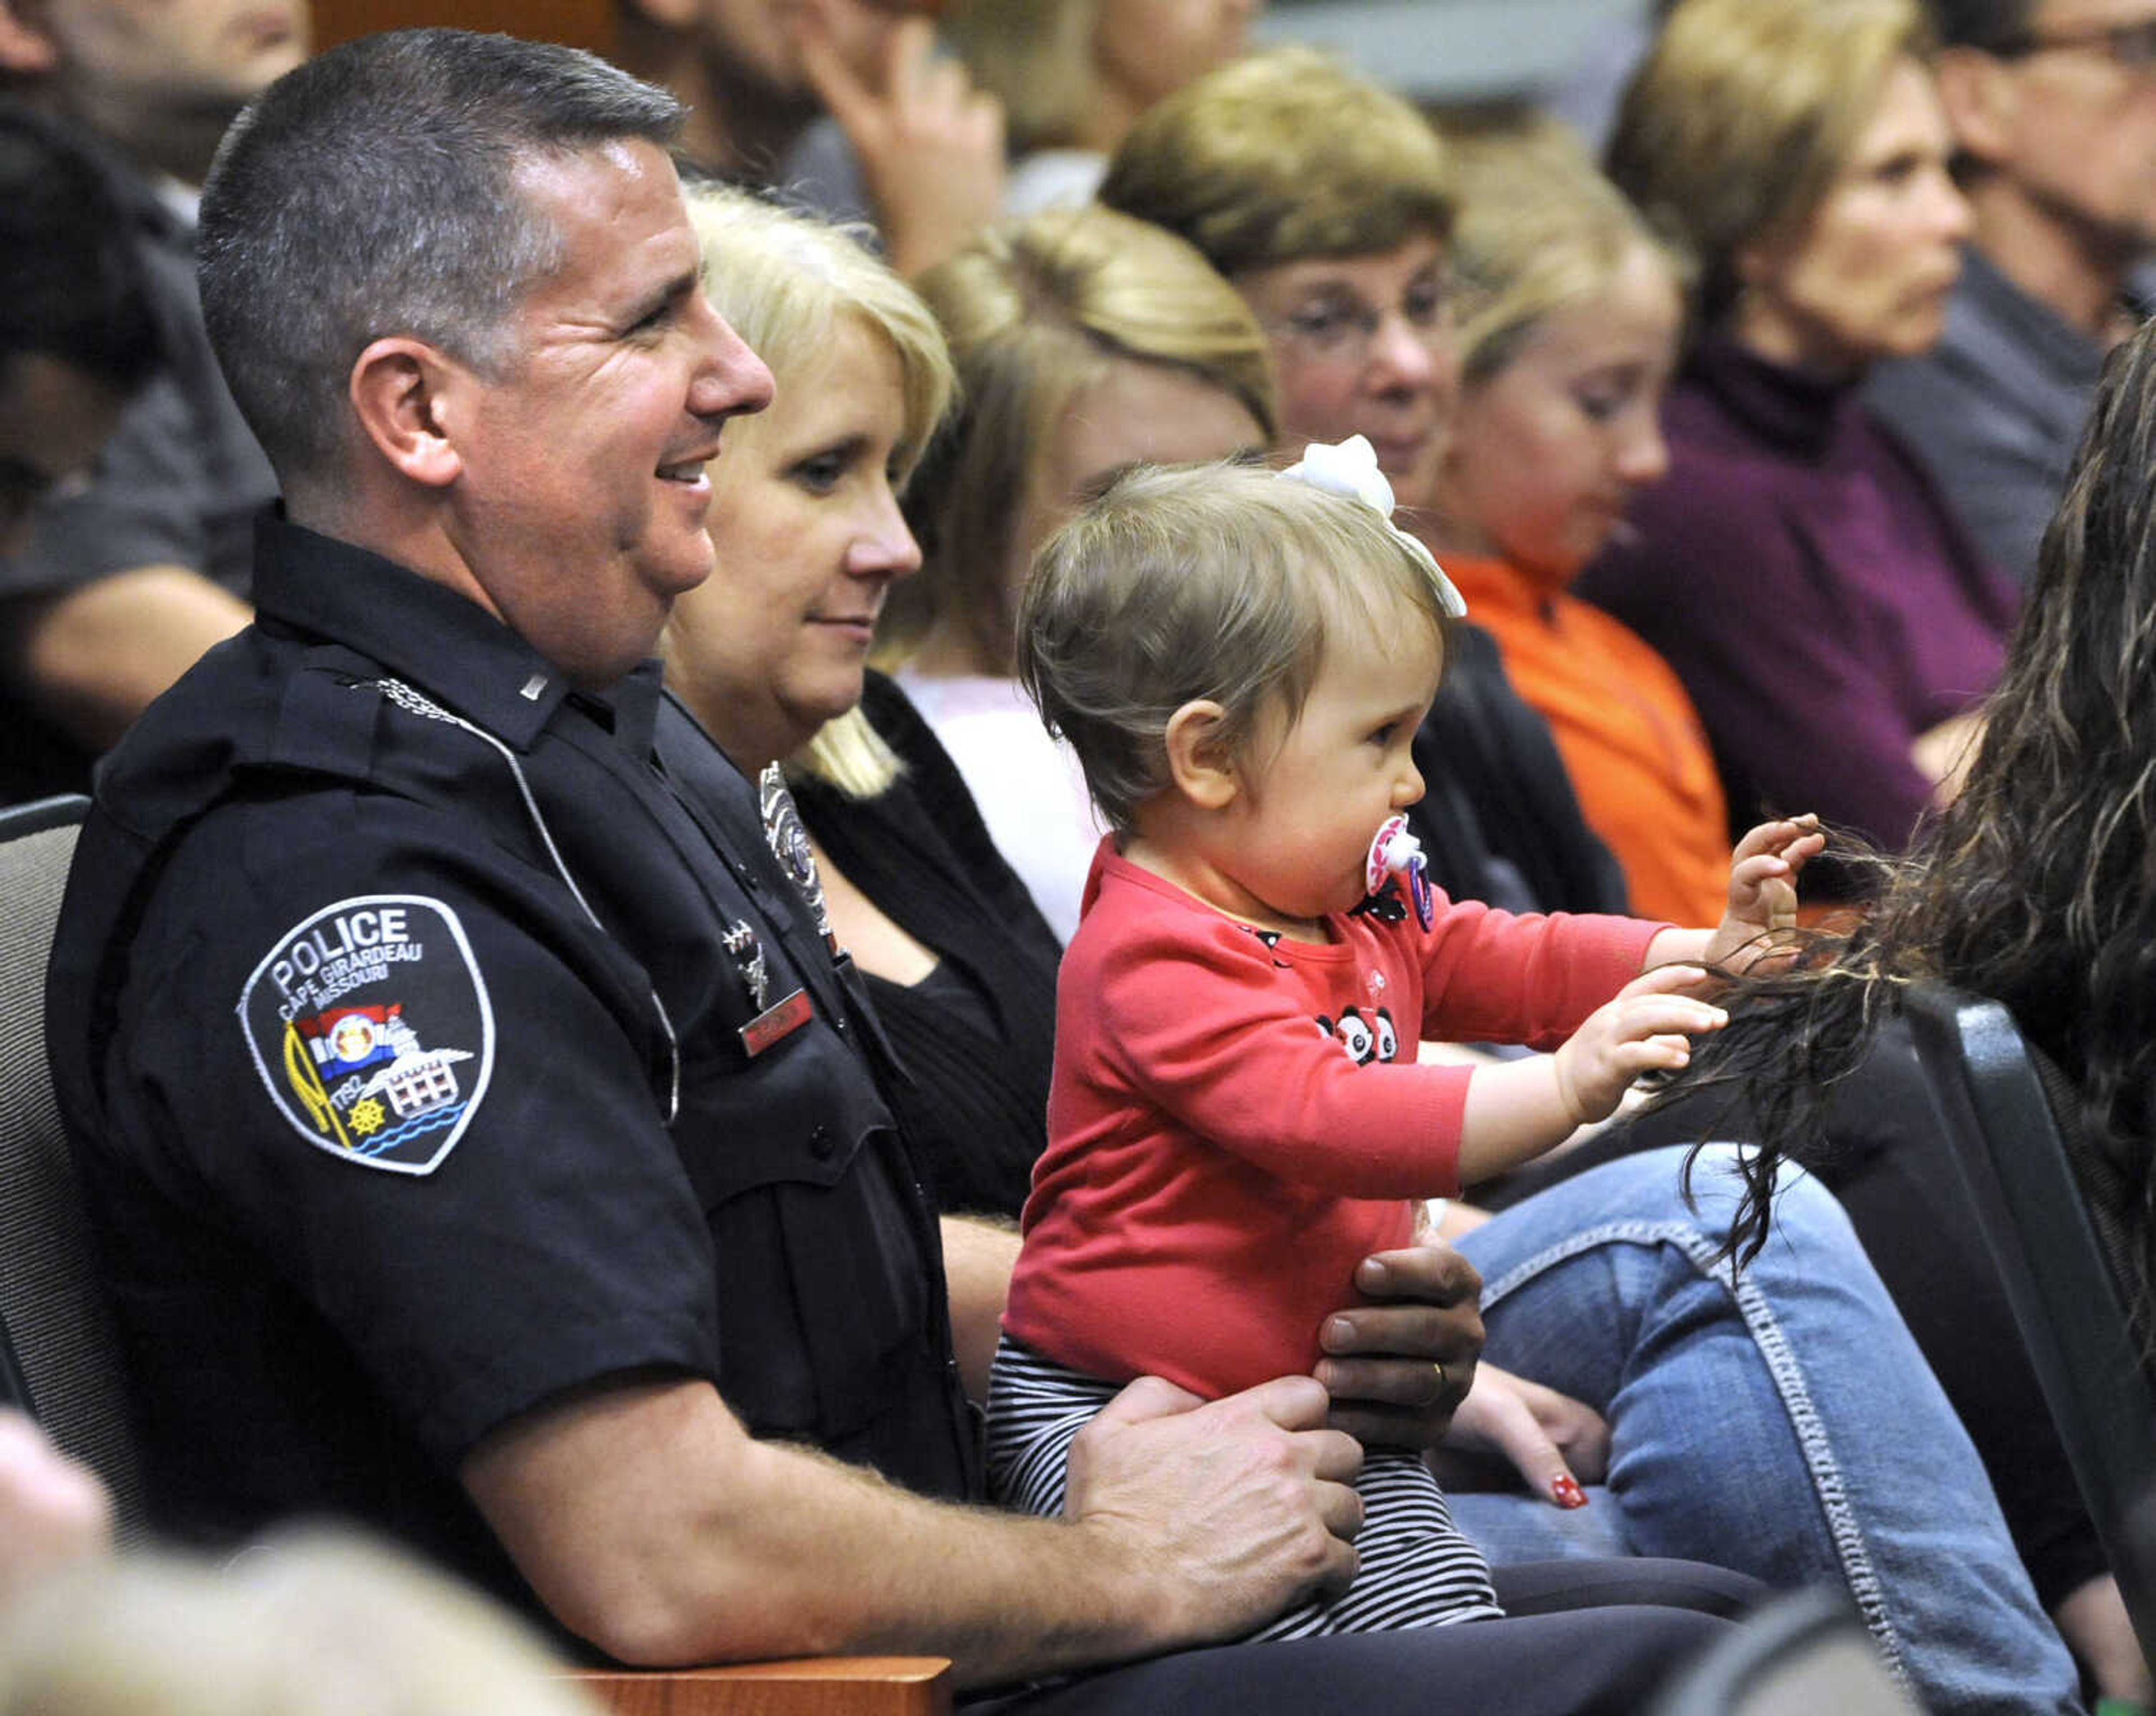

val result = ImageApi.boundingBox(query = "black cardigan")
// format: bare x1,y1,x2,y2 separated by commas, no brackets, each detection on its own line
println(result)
792,672,1061,1220
1410,621,1631,918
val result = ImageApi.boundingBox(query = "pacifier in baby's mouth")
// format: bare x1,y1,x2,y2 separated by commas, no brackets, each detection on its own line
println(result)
1365,815,1434,930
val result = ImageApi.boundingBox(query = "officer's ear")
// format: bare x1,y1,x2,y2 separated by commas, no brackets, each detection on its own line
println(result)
1163,699,1241,811
348,337,465,490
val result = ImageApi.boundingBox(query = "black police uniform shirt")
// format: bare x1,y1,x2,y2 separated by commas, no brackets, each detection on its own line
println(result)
46,515,979,1610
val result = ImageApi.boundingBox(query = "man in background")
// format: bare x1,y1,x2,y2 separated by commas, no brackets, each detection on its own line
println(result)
0,0,304,802
1869,0,2156,587
0,102,157,560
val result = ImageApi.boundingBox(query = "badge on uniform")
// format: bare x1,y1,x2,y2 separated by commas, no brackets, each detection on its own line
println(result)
237,896,495,1174
722,919,811,1056
760,763,838,952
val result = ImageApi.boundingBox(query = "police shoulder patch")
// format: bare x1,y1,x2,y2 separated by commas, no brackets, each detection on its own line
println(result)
237,895,495,1175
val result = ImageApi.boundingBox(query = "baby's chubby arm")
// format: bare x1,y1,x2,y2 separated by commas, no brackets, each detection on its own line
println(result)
1431,821,1819,1186
1455,967,1725,1185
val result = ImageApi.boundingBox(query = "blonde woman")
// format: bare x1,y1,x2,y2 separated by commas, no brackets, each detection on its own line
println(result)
1584,0,2012,860
666,183,1062,1218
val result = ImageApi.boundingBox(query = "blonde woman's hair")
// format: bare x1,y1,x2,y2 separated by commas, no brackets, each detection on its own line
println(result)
887,204,1277,673
1605,0,1931,327
1097,45,1454,277
1447,124,1693,387
0,1528,599,1716
941,0,1099,154
686,181,955,474
682,181,960,797
1018,460,1455,834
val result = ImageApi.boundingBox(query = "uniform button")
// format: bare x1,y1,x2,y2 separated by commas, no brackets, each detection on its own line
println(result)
809,1124,835,1161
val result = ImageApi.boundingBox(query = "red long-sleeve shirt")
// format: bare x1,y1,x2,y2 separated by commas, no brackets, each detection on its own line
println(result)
1002,844,1661,1398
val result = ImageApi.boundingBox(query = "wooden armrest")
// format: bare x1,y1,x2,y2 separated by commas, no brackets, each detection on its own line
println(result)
568,1658,953,1715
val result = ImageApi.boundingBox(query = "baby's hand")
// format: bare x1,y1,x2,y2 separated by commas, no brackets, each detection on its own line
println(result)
1705,815,1825,969
1551,966,1726,1125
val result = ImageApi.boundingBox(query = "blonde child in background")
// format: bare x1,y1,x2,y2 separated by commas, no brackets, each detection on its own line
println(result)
994,439,1821,1639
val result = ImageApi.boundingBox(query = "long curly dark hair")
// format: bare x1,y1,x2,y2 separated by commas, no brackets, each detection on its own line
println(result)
1677,317,2156,1323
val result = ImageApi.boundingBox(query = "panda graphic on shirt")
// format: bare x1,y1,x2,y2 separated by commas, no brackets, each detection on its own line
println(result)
1316,1005,1397,1066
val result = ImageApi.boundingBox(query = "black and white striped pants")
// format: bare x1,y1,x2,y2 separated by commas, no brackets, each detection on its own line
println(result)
988,1334,1504,1638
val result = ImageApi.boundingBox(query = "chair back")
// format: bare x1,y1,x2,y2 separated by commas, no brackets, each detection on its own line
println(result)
1904,980,2156,1667
0,793,148,1541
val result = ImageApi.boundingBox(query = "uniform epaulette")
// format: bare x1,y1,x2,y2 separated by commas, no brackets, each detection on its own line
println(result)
262,645,403,784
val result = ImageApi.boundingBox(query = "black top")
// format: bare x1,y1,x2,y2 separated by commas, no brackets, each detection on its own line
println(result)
1412,622,1632,916
46,519,977,1615
791,672,1061,1221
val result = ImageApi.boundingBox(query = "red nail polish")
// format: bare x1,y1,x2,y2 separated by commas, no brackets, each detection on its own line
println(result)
1552,1475,1588,1510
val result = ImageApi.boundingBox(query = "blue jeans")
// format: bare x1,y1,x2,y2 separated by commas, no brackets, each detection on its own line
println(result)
1450,1144,2081,1716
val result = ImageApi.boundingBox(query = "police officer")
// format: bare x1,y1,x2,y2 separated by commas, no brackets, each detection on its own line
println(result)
45,30,1730,1709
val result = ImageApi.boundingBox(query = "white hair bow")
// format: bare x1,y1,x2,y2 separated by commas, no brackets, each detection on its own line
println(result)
1277,435,1467,618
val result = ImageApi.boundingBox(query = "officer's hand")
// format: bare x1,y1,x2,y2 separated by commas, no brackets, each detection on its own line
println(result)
1062,1374,1363,1649
1314,1243,1483,1448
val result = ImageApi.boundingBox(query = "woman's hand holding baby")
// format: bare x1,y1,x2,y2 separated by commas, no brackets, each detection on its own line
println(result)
1432,1364,1609,1510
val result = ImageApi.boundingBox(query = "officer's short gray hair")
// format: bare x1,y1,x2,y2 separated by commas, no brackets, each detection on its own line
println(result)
198,28,684,484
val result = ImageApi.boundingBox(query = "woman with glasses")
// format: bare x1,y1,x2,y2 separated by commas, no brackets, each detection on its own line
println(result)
1101,47,1459,547
1098,45,1632,924
1583,0,2015,877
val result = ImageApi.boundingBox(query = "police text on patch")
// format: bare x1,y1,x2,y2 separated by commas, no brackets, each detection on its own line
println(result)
270,905,426,1020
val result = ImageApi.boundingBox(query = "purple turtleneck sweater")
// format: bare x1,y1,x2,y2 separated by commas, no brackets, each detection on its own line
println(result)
1577,335,2018,854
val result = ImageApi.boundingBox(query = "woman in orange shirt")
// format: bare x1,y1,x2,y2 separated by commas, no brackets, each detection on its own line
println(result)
1428,131,1729,927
